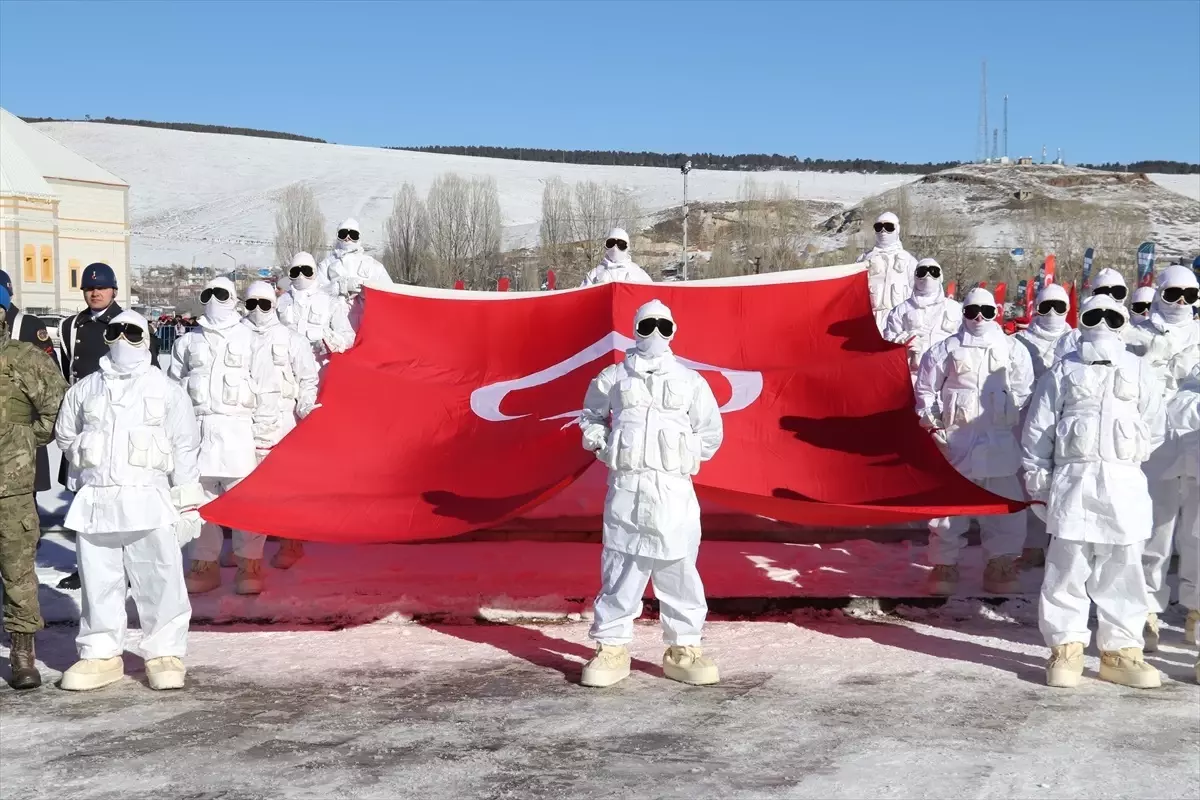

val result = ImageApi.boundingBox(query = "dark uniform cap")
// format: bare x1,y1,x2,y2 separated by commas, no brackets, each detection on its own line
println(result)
81,263,118,290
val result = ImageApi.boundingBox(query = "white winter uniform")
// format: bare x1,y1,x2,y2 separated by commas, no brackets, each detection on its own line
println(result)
241,315,319,453
1165,365,1200,613
277,285,356,367
1021,323,1162,651
883,293,962,383
317,244,393,331
1125,301,1200,613
915,322,1035,565
55,344,200,661
580,337,723,646
168,313,272,563
581,258,653,287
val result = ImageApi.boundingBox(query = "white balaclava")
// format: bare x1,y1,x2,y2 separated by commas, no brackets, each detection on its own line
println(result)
1090,267,1128,303
961,287,1001,340
913,257,943,298
1130,286,1155,321
603,227,632,266
245,280,278,329
202,276,239,326
335,218,362,254
1153,264,1199,325
289,251,317,292
633,299,675,359
1078,294,1127,363
1032,283,1070,335
873,212,901,252
105,310,152,373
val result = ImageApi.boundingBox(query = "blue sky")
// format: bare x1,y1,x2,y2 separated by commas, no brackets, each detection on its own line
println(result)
1,0,1197,164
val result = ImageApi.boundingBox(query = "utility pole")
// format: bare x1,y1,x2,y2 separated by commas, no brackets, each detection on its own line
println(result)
1003,94,1009,159
680,160,692,281
222,252,236,285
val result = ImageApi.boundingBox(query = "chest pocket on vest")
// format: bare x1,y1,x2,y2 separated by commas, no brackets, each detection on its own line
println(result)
222,373,255,408
187,343,211,370
272,343,297,398
271,343,289,367
1063,370,1097,407
75,397,107,469
128,428,172,472
224,341,246,369
949,350,975,381
1056,417,1097,460
1112,418,1146,461
618,378,651,410
663,380,691,411
941,311,960,333
143,396,167,426
1112,369,1139,401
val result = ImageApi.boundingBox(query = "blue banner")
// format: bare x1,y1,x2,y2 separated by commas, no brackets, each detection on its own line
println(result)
1082,247,1094,289
1136,242,1156,287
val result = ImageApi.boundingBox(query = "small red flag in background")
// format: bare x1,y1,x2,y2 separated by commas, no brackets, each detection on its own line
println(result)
993,282,1008,306
547,270,556,291
1067,283,1079,328
453,279,465,290
945,280,957,298
497,277,510,292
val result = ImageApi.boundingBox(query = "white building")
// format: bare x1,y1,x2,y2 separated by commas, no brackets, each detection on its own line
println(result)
0,107,130,314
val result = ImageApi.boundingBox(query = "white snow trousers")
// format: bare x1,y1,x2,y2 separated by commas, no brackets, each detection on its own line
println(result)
76,527,191,660
1142,477,1200,613
189,478,265,562
1039,538,1147,652
590,546,707,646
928,475,1026,566
1024,510,1050,551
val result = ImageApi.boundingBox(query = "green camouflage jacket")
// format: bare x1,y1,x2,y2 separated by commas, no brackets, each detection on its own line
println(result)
1,318,68,498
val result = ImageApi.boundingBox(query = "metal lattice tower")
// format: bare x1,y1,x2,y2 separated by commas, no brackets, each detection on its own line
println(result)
992,128,999,161
1003,94,1009,158
977,60,989,162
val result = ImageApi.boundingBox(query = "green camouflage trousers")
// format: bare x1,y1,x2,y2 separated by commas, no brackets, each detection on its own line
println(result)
0,493,42,634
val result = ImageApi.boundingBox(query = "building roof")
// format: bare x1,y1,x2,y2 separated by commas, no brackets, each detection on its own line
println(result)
0,107,127,189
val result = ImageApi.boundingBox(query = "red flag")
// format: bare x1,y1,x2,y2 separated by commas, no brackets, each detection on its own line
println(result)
977,281,988,289
497,277,510,292
945,280,957,298
993,282,1007,306
1023,275,1036,320
202,268,1025,543
1067,283,1079,328
453,279,465,290
547,270,556,291
1044,254,1056,285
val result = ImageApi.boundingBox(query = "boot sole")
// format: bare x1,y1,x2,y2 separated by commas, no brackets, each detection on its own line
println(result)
580,665,630,688
60,669,124,692
1046,667,1083,688
148,672,186,690
10,674,42,691
1098,666,1162,689
663,664,720,686
234,584,263,595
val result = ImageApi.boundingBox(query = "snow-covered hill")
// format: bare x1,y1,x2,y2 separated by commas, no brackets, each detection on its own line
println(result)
33,122,917,271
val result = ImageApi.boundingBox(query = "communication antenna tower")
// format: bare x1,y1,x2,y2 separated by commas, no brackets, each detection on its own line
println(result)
977,60,989,163
1003,94,1009,158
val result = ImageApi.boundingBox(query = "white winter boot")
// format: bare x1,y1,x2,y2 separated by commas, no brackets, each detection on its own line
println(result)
927,564,959,596
1046,642,1085,688
1098,648,1161,689
60,657,124,691
663,645,720,686
580,644,631,688
145,656,186,690
1184,608,1200,646
185,560,221,594
1143,613,1161,653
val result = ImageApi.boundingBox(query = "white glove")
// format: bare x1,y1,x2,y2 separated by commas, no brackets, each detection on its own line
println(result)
1023,469,1051,501
581,424,608,454
1030,501,1048,522
175,510,203,545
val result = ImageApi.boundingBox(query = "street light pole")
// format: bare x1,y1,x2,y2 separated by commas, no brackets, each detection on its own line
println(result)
680,160,692,281
221,252,236,286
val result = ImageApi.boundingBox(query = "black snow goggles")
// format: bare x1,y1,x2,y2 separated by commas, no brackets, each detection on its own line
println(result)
200,287,231,304
1080,308,1126,329
1162,286,1199,305
873,222,896,233
337,229,360,241
1092,285,1128,302
1131,302,1152,315
1037,300,1068,316
636,318,675,338
605,238,629,251
914,264,941,279
103,322,146,345
289,264,315,279
246,298,273,312
963,304,997,320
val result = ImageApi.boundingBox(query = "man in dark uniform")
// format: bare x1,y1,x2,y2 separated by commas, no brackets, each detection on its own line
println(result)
0,270,58,498
54,262,160,589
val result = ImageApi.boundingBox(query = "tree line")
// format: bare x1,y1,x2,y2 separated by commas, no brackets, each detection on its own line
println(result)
1078,160,1198,174
20,116,326,143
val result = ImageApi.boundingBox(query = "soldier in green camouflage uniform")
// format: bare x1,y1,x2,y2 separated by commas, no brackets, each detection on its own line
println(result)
1,312,68,690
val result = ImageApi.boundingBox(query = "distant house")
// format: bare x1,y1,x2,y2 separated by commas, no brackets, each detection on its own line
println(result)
1017,156,1034,166
0,107,130,314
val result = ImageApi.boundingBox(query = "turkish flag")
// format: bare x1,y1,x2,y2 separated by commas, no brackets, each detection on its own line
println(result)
201,266,1025,543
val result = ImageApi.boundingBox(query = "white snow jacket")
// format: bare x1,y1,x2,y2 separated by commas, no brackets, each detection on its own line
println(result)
1015,319,1070,382
581,259,653,287
168,316,272,480
55,356,201,533
1021,346,1162,544
858,246,918,331
915,327,1035,480
882,295,962,382
1124,314,1200,480
580,351,723,560
277,285,356,365
1165,365,1200,482
242,315,320,453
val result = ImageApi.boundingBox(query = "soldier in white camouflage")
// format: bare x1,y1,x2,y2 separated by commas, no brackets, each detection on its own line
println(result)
0,303,68,690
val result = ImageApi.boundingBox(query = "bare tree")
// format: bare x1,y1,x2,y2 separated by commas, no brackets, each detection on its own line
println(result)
539,177,572,269
382,183,431,285
273,183,326,265
426,173,502,288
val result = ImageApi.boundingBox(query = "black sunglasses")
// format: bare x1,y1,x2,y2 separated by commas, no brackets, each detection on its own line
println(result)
200,287,231,304
605,238,629,251
873,222,896,233
1162,286,1199,305
963,304,997,320
289,265,314,279
915,265,941,279
636,318,675,337
1080,308,1125,329
246,298,273,312
338,229,360,241
1131,302,1152,315
103,322,145,345
1092,285,1128,302
1037,300,1068,316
